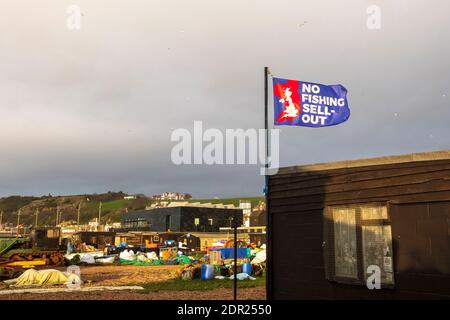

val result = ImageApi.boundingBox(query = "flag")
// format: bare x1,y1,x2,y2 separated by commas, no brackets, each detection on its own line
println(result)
273,77,350,127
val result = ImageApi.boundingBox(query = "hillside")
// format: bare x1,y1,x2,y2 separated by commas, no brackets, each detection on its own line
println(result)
0,192,149,226
0,194,264,227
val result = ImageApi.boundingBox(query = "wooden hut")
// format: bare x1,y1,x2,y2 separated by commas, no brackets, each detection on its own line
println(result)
269,150,450,299
74,231,115,250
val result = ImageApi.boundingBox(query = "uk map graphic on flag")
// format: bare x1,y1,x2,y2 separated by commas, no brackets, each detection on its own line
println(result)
273,77,350,127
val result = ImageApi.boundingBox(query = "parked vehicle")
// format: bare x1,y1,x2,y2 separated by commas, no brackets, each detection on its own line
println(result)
0,227,66,268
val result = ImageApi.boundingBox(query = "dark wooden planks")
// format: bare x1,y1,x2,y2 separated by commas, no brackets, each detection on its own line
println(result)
270,157,450,300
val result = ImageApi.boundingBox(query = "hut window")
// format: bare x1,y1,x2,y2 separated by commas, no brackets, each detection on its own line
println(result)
194,218,200,226
208,218,213,225
324,204,394,287
333,207,358,279
362,225,394,285
47,229,60,238
360,206,387,220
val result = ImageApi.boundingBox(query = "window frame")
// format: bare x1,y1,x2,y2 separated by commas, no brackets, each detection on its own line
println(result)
165,215,172,231
323,202,395,289
47,228,60,239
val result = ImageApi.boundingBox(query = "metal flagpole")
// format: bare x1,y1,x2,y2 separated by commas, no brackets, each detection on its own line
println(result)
77,202,81,227
98,201,102,231
16,209,21,238
233,210,237,300
264,66,272,300
35,208,39,227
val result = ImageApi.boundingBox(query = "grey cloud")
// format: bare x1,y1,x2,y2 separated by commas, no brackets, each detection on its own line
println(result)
0,0,449,197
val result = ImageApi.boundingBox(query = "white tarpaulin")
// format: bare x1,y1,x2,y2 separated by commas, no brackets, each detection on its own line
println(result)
65,251,104,264
119,249,136,261
251,250,266,265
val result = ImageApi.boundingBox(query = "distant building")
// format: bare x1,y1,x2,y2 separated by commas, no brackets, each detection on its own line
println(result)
88,218,99,231
120,206,243,232
124,195,137,200
250,201,266,227
146,201,238,210
250,210,266,227
152,192,192,201
104,222,121,231
239,201,252,227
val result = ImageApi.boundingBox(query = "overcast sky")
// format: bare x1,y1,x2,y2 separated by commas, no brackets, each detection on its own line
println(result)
0,0,449,198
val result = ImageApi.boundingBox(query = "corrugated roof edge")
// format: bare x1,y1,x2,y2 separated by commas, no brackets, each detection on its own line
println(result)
276,150,450,175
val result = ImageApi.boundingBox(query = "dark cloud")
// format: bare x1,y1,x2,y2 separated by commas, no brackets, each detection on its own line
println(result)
0,0,449,197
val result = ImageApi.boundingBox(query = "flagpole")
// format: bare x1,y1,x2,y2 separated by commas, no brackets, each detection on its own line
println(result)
233,209,237,300
264,66,272,300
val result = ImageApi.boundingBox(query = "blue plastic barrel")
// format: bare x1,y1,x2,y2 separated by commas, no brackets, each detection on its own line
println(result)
242,263,252,275
201,264,214,281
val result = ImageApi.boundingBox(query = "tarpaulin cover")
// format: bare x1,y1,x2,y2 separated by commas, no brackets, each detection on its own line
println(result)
174,255,193,265
119,258,162,266
119,249,136,261
9,269,80,286
209,248,250,259
251,250,266,265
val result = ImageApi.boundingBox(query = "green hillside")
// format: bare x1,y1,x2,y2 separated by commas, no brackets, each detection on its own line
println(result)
0,192,149,226
0,194,264,227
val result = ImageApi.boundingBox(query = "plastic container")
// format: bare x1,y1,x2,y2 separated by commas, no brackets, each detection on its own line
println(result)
242,263,252,275
201,264,215,281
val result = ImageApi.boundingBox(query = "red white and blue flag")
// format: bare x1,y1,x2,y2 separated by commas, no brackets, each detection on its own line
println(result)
273,77,350,127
